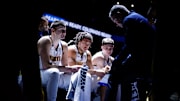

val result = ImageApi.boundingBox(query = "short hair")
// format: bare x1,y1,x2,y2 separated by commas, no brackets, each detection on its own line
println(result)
41,16,48,22
39,16,48,27
102,37,114,45
50,20,66,29
74,32,93,45
109,4,129,18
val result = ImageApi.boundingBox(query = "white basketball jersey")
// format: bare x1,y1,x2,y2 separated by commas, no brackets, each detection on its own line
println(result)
39,40,63,69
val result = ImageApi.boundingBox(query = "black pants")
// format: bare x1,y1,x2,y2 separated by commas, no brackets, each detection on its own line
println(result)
105,79,148,101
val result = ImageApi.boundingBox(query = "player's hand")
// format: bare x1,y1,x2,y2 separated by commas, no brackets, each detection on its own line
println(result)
104,65,111,73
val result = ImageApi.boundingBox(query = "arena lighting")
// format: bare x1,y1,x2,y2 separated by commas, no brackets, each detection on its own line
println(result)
43,13,125,42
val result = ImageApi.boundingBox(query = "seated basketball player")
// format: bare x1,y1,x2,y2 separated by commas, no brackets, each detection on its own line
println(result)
91,37,115,101
37,20,80,101
66,32,106,101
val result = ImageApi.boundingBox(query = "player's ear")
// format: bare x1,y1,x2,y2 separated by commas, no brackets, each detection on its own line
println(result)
101,45,103,50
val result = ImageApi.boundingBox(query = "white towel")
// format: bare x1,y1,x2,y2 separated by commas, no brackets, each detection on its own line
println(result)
66,65,91,101
98,74,110,87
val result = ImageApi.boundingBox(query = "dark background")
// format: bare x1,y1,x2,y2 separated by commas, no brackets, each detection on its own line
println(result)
5,0,180,101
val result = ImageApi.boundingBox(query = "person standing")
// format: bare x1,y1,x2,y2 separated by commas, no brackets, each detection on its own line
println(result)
107,4,156,101
38,16,50,38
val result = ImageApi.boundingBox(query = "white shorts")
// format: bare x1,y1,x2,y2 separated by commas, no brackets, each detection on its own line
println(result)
40,68,71,90
91,75,100,93
58,73,71,90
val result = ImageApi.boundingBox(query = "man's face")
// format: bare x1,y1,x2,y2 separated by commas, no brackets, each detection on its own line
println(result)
40,20,49,31
111,13,123,28
79,38,92,52
53,27,66,39
101,44,114,56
